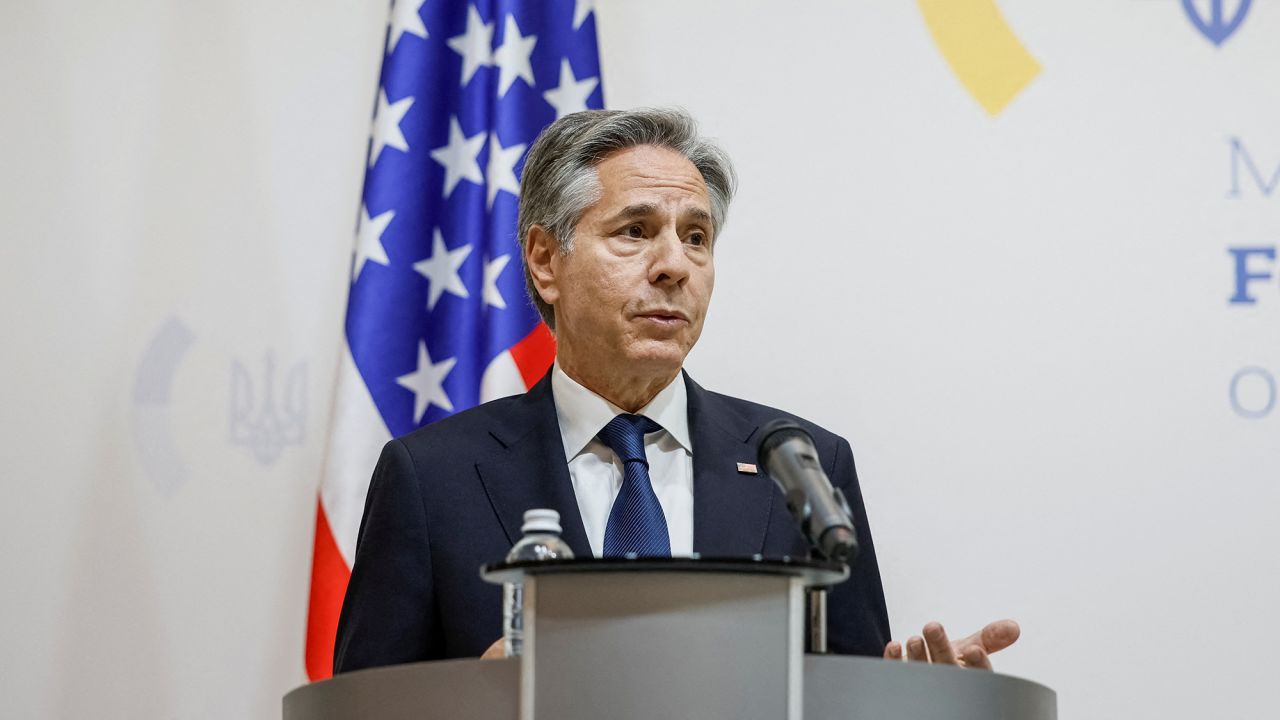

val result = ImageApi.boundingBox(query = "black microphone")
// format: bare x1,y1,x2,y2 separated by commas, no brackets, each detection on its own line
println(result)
757,419,859,564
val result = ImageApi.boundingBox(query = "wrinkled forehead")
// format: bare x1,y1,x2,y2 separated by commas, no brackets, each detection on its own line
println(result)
589,145,711,211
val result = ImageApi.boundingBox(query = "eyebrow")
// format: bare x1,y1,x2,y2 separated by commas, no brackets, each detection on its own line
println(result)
605,203,714,227
682,207,714,226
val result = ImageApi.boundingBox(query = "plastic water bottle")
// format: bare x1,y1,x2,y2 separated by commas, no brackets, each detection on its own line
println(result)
503,508,575,657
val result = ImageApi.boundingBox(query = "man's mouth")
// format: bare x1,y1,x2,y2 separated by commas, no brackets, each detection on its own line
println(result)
635,309,689,323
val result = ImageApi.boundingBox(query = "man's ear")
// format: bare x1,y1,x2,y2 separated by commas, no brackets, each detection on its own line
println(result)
525,225,560,306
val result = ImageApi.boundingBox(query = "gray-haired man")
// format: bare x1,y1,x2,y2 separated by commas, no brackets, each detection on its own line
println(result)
334,108,1018,673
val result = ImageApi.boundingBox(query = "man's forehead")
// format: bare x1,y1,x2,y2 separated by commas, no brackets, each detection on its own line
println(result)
595,145,708,198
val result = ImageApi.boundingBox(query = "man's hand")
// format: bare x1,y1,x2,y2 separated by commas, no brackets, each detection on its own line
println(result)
480,638,505,660
883,619,1020,670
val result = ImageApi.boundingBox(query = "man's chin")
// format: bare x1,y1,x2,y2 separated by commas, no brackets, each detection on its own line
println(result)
622,342,690,376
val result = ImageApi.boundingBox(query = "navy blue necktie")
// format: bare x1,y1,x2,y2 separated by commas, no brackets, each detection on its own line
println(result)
599,414,671,557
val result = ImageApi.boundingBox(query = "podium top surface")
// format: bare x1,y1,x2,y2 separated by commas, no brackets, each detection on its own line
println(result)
479,555,849,586
285,656,1056,720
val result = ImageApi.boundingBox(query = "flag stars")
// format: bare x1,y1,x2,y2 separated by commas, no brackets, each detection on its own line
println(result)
486,134,526,207
483,254,512,310
493,15,537,97
447,5,494,86
397,341,458,421
353,206,394,282
543,59,599,119
414,229,473,310
430,116,486,197
573,0,596,30
354,8,604,426
369,90,414,167
386,0,428,54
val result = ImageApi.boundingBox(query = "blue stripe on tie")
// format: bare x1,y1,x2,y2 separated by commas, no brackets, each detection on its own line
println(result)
599,414,671,557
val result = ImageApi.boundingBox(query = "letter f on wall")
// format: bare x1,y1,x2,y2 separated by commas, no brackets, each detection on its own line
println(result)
1228,247,1276,304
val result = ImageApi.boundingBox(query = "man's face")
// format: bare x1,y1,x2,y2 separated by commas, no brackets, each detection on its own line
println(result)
543,144,716,384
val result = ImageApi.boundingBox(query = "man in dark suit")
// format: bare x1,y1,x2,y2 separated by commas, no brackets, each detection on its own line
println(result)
333,368,889,668
334,108,1018,674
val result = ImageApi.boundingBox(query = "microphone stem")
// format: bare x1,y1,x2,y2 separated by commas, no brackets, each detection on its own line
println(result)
807,587,829,654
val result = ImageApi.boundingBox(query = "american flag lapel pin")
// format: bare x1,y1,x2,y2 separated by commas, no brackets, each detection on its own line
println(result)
736,462,758,475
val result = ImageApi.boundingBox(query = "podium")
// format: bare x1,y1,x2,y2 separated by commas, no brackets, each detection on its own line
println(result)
285,558,1056,720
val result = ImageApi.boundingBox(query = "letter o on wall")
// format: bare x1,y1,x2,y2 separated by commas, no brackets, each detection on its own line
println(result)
1230,366,1277,419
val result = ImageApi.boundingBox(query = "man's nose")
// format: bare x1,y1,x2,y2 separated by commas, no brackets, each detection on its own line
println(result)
647,228,690,287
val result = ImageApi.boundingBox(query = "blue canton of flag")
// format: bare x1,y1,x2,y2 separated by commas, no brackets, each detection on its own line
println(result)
306,0,603,681
351,0,604,437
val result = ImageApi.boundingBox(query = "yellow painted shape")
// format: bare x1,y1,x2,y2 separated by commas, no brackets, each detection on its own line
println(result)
917,0,1041,116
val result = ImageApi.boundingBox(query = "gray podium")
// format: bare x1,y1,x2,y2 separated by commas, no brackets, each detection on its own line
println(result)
285,558,1056,720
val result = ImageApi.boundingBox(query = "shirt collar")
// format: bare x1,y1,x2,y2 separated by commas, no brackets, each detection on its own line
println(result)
551,362,692,461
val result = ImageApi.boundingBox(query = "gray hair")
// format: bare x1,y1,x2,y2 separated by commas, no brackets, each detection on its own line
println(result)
516,107,737,329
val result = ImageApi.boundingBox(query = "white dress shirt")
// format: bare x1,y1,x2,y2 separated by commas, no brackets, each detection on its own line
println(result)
551,363,695,557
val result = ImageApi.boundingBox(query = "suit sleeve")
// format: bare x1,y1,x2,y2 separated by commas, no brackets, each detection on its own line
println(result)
333,438,442,673
824,435,891,656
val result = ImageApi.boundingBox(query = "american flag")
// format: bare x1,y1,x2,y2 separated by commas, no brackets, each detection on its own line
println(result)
305,0,603,680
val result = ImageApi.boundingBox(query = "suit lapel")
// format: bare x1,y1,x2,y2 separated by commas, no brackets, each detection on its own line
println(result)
686,372,777,556
475,372,593,558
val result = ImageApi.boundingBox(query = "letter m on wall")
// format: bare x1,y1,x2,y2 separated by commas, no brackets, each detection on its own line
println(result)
1229,137,1280,197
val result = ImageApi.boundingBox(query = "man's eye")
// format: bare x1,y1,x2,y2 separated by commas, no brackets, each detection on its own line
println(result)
626,224,644,238
687,232,707,246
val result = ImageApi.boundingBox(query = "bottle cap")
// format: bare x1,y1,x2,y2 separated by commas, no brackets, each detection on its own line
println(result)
521,508,562,534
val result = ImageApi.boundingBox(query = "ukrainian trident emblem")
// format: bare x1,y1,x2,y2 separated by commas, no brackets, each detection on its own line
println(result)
1181,0,1252,46
230,352,307,465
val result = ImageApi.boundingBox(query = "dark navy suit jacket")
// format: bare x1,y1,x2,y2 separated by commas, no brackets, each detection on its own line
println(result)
333,371,890,673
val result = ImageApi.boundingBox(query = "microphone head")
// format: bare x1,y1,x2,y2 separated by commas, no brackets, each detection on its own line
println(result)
757,418,815,468
819,526,858,565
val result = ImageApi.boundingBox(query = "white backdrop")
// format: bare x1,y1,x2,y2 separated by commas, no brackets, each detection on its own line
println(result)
3,1,1278,718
